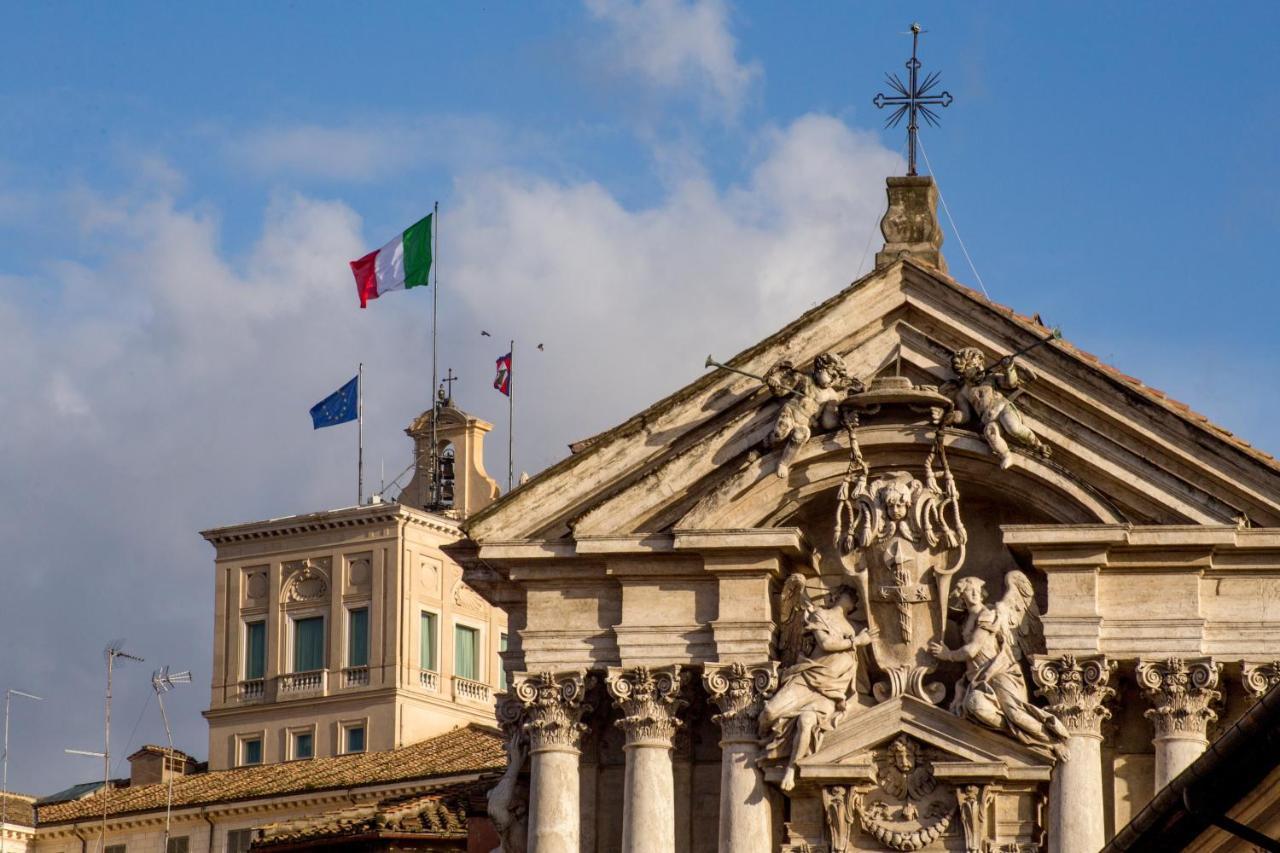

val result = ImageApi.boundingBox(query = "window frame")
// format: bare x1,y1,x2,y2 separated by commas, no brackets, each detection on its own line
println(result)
166,837,189,853
290,613,326,674
237,732,264,767
498,632,509,690
452,620,483,682
225,829,254,853
289,725,316,761
242,619,267,681
419,608,440,673
346,606,369,668
340,719,368,755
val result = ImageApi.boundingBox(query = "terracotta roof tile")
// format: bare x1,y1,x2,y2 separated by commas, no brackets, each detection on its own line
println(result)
2,793,36,828
253,782,485,847
38,726,503,825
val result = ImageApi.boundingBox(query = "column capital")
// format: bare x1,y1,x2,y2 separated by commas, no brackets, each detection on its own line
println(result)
703,661,778,743
1031,654,1116,737
513,670,592,754
1242,660,1280,702
606,665,688,748
1136,657,1221,740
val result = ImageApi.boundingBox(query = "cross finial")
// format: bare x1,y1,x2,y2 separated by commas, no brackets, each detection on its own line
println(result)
439,368,459,403
874,22,953,177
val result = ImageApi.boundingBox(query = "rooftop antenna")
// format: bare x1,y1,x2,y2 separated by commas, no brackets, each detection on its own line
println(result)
1,689,42,853
151,667,192,852
101,641,143,853
63,749,107,853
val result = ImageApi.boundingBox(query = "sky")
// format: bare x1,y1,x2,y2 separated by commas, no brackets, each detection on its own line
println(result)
2,2,1279,796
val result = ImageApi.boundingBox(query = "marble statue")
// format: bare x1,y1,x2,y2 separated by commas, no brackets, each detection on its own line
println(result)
487,701,529,853
760,577,877,791
945,347,1049,469
765,352,863,478
929,572,1069,759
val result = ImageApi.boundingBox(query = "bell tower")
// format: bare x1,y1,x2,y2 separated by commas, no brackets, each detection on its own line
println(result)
399,395,501,519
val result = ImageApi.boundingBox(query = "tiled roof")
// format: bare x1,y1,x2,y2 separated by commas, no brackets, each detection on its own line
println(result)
38,725,504,825
253,783,484,848
1,793,36,828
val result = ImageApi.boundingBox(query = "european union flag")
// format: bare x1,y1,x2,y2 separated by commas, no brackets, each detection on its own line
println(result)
310,376,359,429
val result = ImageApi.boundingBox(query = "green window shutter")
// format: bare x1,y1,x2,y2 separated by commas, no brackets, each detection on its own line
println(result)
420,612,438,671
242,738,262,765
245,622,266,680
294,731,313,759
455,625,479,681
499,633,509,690
293,616,325,672
347,608,369,667
345,725,366,753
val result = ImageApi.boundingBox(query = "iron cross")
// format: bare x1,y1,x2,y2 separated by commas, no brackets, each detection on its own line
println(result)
440,368,459,401
874,23,953,177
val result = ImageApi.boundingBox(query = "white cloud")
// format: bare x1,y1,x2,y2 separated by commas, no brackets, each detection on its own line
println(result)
584,0,762,117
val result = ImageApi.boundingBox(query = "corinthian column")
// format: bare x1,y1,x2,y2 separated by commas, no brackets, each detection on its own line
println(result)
1136,657,1221,790
606,666,687,853
1032,655,1115,853
513,671,590,853
703,662,778,853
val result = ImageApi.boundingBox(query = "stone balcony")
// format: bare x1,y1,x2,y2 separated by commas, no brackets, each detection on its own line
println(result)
418,669,440,693
278,670,326,697
341,666,369,688
238,678,265,703
451,675,491,706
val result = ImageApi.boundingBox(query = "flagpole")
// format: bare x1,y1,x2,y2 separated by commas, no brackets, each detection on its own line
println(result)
357,362,364,505
508,339,514,492
429,200,440,509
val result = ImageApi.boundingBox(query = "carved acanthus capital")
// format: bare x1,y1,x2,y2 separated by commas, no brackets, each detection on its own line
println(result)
606,665,688,748
1242,660,1280,702
1136,657,1221,740
954,785,995,853
512,670,591,754
703,661,778,743
1031,654,1116,736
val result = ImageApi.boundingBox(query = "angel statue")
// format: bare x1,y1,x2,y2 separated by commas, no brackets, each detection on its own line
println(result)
945,347,1050,470
760,576,878,791
765,352,864,479
927,572,1069,760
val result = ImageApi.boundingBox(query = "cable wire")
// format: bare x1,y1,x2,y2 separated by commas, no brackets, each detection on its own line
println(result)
918,137,990,299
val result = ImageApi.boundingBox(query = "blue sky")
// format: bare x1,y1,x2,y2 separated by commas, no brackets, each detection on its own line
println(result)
2,2,1279,795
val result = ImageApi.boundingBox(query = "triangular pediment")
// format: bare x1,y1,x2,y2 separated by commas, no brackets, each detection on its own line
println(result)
467,258,1280,542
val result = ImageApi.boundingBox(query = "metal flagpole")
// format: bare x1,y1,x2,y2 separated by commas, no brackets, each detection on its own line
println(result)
2,690,42,853
357,362,364,505
507,339,514,492
103,644,143,853
429,201,440,509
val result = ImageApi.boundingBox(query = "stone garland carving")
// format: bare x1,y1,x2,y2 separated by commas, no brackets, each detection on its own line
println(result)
764,352,864,479
487,696,529,853
1242,660,1280,702
944,347,1050,470
703,662,778,742
762,580,877,791
1031,654,1116,736
1136,657,1221,738
605,665,687,747
928,573,1070,760
282,560,330,602
512,670,592,753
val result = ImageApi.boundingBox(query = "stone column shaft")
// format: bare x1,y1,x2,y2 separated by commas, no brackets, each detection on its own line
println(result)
607,666,686,853
1032,654,1115,853
1137,657,1221,791
514,671,590,853
703,662,778,853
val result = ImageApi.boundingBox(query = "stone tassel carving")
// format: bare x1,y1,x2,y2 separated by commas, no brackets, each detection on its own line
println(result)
1242,660,1280,702
704,663,778,853
512,671,591,853
606,666,688,853
1136,657,1221,790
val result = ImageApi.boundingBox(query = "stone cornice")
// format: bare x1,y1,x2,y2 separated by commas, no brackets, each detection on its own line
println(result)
202,502,459,547
1004,525,1280,572
477,527,809,564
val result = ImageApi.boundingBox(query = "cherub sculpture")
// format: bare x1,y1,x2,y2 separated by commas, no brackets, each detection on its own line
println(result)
945,347,1049,470
760,576,878,791
765,352,863,478
927,572,1069,760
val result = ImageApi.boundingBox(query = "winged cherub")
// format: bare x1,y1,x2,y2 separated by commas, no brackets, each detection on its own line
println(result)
946,347,1049,470
765,352,863,479
927,571,1069,760
760,576,878,791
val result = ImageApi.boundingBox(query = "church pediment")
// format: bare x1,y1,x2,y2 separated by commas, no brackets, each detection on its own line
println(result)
467,257,1280,543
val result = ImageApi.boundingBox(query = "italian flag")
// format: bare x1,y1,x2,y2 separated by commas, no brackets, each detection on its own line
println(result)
350,213,433,308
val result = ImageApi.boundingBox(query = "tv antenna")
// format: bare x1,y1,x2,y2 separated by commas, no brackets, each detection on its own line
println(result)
101,641,143,853
1,689,42,853
151,667,192,851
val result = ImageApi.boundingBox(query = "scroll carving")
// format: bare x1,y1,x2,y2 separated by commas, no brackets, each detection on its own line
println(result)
1031,654,1116,736
512,670,591,753
282,560,330,603
703,662,777,743
1242,660,1280,702
1137,657,1221,738
605,665,687,747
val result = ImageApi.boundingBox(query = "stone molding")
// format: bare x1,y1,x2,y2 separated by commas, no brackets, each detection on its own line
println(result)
1031,654,1115,736
1242,660,1280,702
955,784,995,853
605,665,688,748
1136,657,1221,740
512,670,591,754
702,662,778,743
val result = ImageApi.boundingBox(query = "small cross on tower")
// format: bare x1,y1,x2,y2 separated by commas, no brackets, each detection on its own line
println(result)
874,23,953,177
439,368,459,403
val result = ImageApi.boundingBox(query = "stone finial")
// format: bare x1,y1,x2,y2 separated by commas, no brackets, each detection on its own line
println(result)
1242,660,1280,702
1136,657,1221,739
512,670,592,753
703,662,778,743
875,176,948,272
1031,654,1116,737
605,665,688,748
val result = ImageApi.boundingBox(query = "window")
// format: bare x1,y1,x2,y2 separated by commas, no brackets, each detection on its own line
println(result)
244,621,266,680
291,729,314,760
240,736,262,766
344,724,366,754
166,837,189,853
498,633,509,690
454,624,480,681
226,830,253,853
420,611,438,671
105,845,126,853
292,616,325,672
347,607,369,667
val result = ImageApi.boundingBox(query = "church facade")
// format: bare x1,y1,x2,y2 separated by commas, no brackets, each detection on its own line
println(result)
463,176,1280,853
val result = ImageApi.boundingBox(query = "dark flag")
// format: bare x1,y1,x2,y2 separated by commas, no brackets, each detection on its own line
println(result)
494,352,512,396
310,376,359,428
